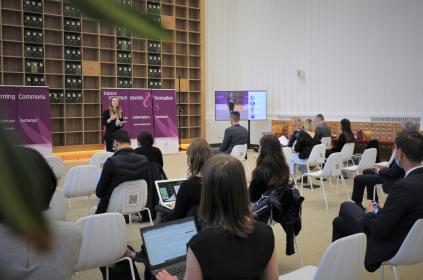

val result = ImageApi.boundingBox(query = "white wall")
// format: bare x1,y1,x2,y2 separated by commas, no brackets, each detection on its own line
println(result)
205,0,423,143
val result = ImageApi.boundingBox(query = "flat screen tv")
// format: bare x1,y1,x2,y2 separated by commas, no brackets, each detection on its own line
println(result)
215,90,267,121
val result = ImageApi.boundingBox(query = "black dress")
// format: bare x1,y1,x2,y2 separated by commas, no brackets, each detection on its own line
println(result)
173,176,202,219
102,109,124,152
188,221,274,280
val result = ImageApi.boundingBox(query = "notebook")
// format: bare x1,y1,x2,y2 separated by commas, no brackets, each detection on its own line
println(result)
140,217,198,278
155,178,186,209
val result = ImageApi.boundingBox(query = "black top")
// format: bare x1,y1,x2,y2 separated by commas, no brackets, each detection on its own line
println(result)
287,130,301,147
173,176,202,219
134,145,164,168
294,130,318,159
102,109,124,137
95,148,150,214
188,221,274,280
326,133,354,157
219,124,248,154
360,167,423,272
249,170,272,203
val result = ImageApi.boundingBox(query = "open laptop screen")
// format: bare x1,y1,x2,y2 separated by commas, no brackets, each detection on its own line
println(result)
156,179,186,203
142,218,197,267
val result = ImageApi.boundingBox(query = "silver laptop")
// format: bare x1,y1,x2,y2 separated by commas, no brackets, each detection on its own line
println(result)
141,217,198,278
155,178,186,209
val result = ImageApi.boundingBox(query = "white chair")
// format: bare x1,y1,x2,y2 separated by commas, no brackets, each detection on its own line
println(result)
231,144,251,176
294,144,326,189
372,184,386,202
280,233,366,280
45,187,67,220
90,151,113,168
301,152,348,210
45,155,65,181
283,147,296,185
107,179,153,225
63,165,98,211
74,213,136,280
381,219,423,280
342,148,377,176
340,142,355,166
376,151,395,168
321,137,332,150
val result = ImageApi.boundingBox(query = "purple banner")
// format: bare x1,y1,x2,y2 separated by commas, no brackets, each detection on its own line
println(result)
153,90,178,138
127,89,153,138
0,86,18,133
101,88,178,153
0,86,52,154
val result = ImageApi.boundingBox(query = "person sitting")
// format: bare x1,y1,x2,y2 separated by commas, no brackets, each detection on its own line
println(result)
134,131,163,168
290,118,319,181
326,118,355,158
0,147,82,280
95,130,151,214
332,131,423,272
313,113,331,143
156,154,278,280
250,134,302,255
287,116,302,147
155,138,212,223
350,120,418,207
215,111,248,154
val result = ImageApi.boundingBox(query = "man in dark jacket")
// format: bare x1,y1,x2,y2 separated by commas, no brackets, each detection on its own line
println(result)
217,111,248,154
95,130,151,214
332,131,423,272
351,159,404,208
313,114,331,142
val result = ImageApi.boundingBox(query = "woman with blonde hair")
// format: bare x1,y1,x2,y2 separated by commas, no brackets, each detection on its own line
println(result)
102,96,125,152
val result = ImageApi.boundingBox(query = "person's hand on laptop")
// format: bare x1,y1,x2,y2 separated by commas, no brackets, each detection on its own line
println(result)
156,269,178,280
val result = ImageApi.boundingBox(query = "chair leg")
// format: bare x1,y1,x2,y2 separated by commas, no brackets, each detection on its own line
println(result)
106,266,109,280
86,196,90,215
320,178,328,210
392,265,398,280
373,185,377,202
340,174,349,199
300,174,305,195
380,265,384,280
142,208,153,225
67,198,72,210
307,164,313,190
293,236,304,267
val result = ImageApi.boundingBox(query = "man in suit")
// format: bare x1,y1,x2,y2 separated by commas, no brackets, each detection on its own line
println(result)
217,111,248,154
351,159,404,208
96,130,151,214
314,114,331,142
332,131,423,272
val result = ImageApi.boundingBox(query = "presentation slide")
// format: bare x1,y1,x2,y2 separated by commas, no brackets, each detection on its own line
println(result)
215,90,267,121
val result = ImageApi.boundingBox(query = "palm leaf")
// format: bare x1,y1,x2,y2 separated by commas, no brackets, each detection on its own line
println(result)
68,0,171,40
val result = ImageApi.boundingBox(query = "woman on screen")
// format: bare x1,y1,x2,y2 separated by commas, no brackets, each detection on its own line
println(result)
102,96,125,152
227,92,235,114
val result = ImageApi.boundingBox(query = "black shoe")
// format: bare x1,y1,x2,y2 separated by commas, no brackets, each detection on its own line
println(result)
297,177,308,184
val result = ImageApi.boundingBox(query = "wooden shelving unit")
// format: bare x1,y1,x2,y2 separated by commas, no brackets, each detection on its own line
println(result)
1,0,204,149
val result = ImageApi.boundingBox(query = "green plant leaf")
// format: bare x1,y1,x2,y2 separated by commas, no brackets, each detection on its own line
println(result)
68,0,171,40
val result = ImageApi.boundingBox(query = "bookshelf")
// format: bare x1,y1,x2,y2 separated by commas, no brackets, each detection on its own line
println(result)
1,0,204,150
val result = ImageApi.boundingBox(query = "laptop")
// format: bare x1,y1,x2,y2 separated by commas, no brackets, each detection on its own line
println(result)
141,217,198,278
155,178,186,209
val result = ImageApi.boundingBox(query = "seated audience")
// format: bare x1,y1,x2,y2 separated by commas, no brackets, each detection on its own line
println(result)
134,131,163,167
157,154,278,280
326,118,355,158
215,111,248,154
332,131,423,272
250,134,302,256
155,138,212,223
290,119,319,180
249,134,290,203
95,130,150,214
287,116,302,147
0,147,82,280
303,118,315,138
350,120,419,207
314,113,331,142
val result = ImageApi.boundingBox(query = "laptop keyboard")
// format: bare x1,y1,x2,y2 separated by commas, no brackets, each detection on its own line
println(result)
166,263,186,278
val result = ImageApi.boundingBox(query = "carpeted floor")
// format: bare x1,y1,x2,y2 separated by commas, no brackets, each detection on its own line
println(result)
62,151,422,280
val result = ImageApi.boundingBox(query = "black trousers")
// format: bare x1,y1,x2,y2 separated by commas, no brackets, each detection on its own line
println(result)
332,201,366,242
351,169,386,206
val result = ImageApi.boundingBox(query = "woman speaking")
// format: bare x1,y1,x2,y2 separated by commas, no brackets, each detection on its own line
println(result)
102,96,125,152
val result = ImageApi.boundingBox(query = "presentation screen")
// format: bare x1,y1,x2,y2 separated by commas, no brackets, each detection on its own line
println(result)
215,90,267,121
